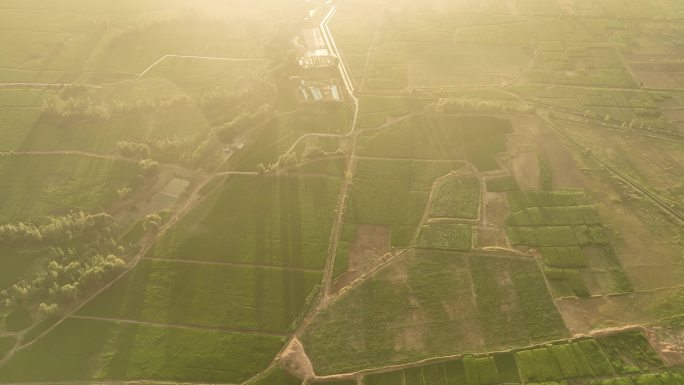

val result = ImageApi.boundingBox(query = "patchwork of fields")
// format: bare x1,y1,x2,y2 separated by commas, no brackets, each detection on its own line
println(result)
0,0,684,383
305,251,568,374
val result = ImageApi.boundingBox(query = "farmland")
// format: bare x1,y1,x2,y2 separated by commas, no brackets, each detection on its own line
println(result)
349,329,669,385
1,0,684,383
0,317,283,383
0,154,139,223
303,251,567,374
505,190,631,297
147,174,342,269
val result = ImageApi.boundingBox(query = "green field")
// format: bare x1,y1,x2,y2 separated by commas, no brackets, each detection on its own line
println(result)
505,191,631,296
356,115,512,172
345,159,464,247
303,251,567,374
0,154,139,223
77,258,321,333
429,175,481,220
486,176,521,193
355,330,665,385
148,174,341,269
416,224,472,251
0,317,282,383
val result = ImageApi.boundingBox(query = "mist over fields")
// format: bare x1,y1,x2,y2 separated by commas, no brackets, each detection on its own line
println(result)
0,0,683,384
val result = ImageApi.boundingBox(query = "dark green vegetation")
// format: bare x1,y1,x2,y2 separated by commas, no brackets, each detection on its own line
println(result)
0,318,282,383
506,191,631,297
429,176,481,220
598,331,664,374
303,251,567,374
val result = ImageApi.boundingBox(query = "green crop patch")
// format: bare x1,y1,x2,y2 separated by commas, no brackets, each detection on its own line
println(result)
516,339,614,383
0,317,283,383
77,258,321,333
469,256,568,346
302,251,567,374
416,224,472,251
356,115,512,171
493,352,522,383
346,159,463,247
465,355,501,385
429,175,481,220
590,371,684,385
148,174,341,269
505,191,631,297
0,154,139,223
597,330,663,374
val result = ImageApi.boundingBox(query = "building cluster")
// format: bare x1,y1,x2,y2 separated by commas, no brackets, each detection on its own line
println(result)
292,25,345,104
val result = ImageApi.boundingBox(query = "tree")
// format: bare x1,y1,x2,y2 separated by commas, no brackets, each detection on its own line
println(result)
143,214,163,233
138,159,160,177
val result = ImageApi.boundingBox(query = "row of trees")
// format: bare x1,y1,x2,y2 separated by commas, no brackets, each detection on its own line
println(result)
43,94,190,120
216,104,276,144
432,96,536,115
0,212,114,247
0,251,125,315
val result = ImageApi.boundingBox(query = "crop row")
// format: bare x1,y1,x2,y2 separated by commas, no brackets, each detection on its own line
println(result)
416,224,472,251
591,371,684,385
507,191,590,212
360,331,664,385
506,206,603,227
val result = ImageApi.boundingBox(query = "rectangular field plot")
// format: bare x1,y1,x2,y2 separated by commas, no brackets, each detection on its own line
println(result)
356,330,665,385
0,154,139,223
505,190,631,297
416,223,472,251
356,115,512,171
148,174,341,269
0,108,42,151
0,317,282,383
77,258,321,333
303,251,567,374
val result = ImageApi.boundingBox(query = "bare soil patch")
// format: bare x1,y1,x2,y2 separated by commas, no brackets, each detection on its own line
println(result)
647,326,684,367
476,226,507,249
535,126,585,189
483,192,510,227
332,224,391,293
507,124,540,190
281,337,315,380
